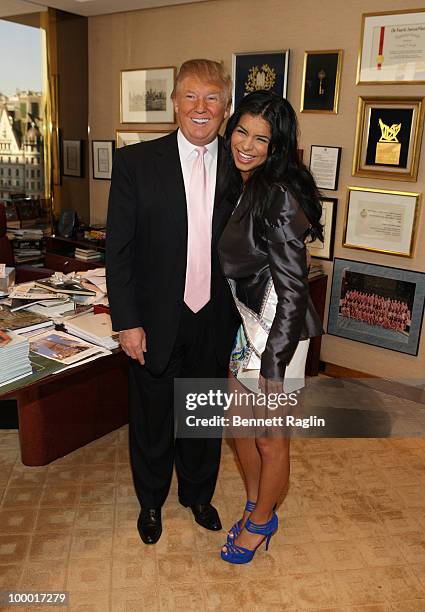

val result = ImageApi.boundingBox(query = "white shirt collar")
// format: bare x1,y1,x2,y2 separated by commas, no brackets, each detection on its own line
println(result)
177,129,218,161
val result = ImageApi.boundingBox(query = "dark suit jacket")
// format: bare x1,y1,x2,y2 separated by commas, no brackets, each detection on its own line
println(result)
219,184,323,380
106,130,240,375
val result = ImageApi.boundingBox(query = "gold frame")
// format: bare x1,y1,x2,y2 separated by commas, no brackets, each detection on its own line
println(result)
357,9,425,85
352,96,424,182
300,50,343,114
343,186,421,258
115,129,171,148
120,66,176,124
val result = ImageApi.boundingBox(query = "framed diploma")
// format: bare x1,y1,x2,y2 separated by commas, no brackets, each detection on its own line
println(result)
343,187,420,258
352,97,424,181
328,258,425,356
232,50,289,110
357,9,425,84
92,140,115,180
300,50,343,114
308,197,337,261
309,145,341,190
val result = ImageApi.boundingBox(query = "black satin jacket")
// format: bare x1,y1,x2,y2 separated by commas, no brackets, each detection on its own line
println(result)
218,184,323,380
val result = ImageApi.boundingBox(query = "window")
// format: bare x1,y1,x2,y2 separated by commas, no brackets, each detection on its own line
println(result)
8,168,11,176
15,169,19,176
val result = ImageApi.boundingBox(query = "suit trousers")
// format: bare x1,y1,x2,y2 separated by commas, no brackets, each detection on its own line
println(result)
128,303,226,509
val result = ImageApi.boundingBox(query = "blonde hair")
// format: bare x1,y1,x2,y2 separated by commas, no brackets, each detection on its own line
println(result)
172,59,232,105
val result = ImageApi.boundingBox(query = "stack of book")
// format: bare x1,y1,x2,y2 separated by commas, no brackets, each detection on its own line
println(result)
0,331,32,385
74,247,103,262
12,236,44,264
64,312,119,350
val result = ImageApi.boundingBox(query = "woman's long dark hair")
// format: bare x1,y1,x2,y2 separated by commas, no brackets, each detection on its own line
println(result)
225,90,323,242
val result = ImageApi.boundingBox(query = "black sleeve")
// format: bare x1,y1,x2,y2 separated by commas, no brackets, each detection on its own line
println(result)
106,148,143,332
260,189,310,380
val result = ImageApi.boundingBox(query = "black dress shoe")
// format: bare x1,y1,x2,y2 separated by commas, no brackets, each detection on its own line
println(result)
137,508,162,544
188,503,222,531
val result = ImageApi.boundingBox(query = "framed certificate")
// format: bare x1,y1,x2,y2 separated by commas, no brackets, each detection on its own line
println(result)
328,258,425,356
352,97,424,181
308,197,337,261
62,139,83,178
343,187,420,258
92,140,114,180
309,145,341,190
357,9,425,84
300,50,343,114
232,50,289,110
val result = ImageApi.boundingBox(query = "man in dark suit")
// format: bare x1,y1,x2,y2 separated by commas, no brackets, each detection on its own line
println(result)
106,59,239,544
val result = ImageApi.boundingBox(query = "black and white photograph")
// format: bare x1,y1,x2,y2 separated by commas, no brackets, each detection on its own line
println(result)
328,258,425,355
120,67,176,123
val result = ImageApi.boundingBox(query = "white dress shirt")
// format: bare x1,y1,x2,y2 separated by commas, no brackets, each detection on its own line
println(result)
177,129,218,222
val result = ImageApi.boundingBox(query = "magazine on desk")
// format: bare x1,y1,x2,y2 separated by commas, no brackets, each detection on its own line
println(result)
35,278,96,296
29,329,110,365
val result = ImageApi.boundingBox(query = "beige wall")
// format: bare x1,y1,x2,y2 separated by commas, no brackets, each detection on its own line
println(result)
88,0,425,379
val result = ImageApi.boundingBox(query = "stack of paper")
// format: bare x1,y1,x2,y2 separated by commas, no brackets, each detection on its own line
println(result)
64,312,119,349
0,331,32,384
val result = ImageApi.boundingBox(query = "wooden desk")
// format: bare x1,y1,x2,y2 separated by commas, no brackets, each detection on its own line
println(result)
1,351,128,466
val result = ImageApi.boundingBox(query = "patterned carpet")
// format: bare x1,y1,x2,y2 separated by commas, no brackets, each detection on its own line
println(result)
0,423,425,611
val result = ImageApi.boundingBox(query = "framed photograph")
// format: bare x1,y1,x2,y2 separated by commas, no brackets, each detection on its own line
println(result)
353,96,424,182
62,139,83,178
308,197,337,261
343,187,420,258
115,130,171,149
300,50,343,113
232,50,289,110
357,9,425,84
92,140,115,180
309,145,341,190
328,258,425,355
120,67,176,123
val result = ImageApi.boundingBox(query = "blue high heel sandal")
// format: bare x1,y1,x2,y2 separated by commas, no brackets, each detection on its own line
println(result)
221,513,278,564
227,500,256,543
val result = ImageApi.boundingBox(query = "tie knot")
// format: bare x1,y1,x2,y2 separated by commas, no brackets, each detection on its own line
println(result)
194,146,207,158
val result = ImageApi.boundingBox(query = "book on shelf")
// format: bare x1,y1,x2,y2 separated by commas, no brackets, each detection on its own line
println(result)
35,278,97,296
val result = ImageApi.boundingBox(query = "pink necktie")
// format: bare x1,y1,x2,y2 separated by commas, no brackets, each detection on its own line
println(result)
184,146,211,313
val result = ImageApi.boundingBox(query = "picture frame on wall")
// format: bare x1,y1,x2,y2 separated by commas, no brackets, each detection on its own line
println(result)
62,139,83,178
328,258,425,356
115,130,171,148
300,50,343,113
309,145,341,190
308,197,337,261
352,97,424,181
232,50,289,110
120,67,176,123
92,140,115,180
357,9,425,84
343,187,420,258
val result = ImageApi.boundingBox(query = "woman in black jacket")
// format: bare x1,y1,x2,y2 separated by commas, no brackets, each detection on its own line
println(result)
218,90,323,564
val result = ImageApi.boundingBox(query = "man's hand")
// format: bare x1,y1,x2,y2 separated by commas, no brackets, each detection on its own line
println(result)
259,374,283,395
119,327,147,365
